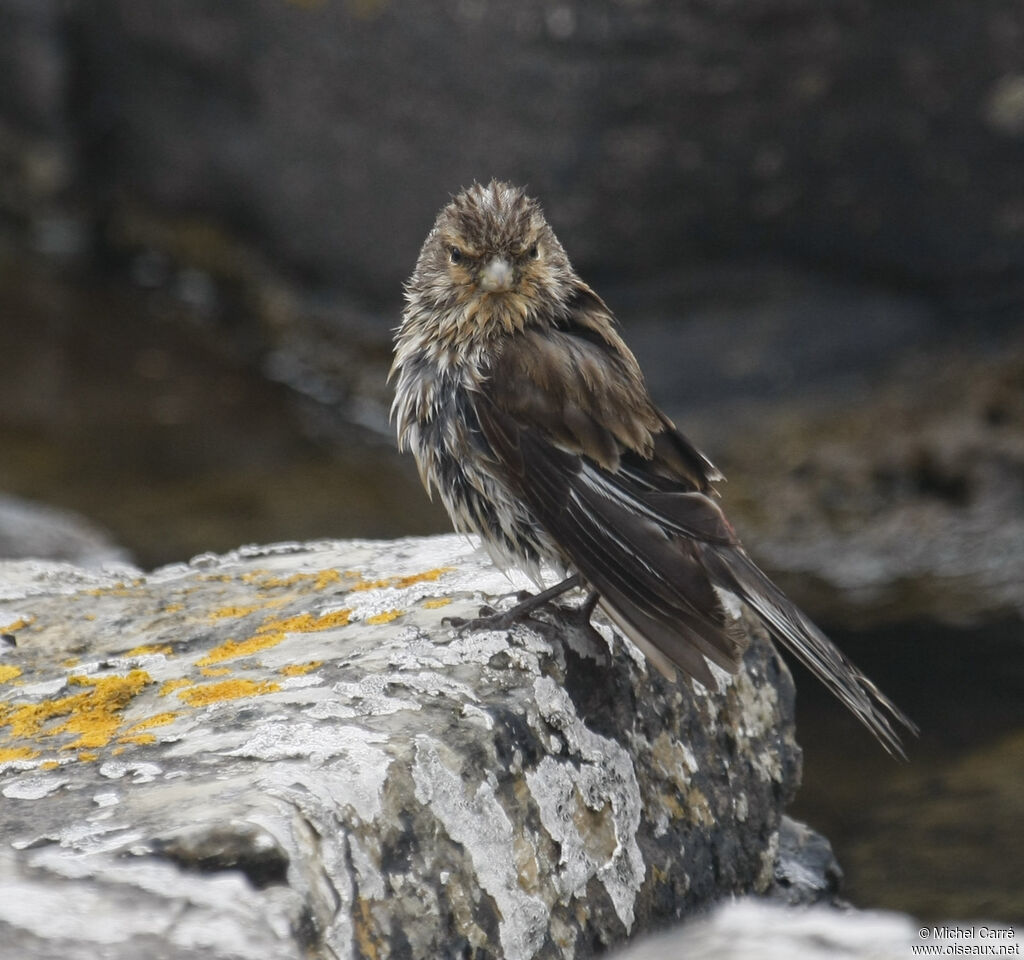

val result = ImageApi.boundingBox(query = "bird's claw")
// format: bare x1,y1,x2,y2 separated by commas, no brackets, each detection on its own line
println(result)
442,605,530,633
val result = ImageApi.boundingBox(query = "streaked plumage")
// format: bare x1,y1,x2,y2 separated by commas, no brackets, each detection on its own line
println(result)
391,180,915,757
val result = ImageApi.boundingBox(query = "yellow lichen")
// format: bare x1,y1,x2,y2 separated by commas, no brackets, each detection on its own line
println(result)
177,678,280,707
1,616,33,633
208,603,264,620
40,759,60,770
313,569,343,591
162,602,184,614
242,566,447,597
126,644,173,657
350,567,453,593
423,597,452,609
197,608,352,666
122,711,178,734
86,582,142,598
0,746,39,763
248,572,301,588
0,665,22,683
395,568,452,588
117,733,156,745
200,666,231,677
279,661,323,677
77,751,98,762
0,670,153,752
367,610,402,625
255,568,342,591
159,677,193,697
239,569,271,583
195,633,285,666
270,610,352,633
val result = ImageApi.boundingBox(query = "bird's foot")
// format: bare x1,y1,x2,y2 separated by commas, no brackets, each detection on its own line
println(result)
442,574,584,633
442,605,542,634
551,591,607,652
559,590,601,632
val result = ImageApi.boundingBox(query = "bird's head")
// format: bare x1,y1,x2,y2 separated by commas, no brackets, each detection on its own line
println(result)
403,180,576,344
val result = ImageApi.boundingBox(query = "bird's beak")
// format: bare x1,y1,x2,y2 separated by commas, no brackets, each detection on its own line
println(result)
478,258,514,293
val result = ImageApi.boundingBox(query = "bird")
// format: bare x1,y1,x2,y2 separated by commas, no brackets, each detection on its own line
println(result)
390,179,915,757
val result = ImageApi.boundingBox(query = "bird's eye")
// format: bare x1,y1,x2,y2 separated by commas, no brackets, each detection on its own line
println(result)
528,244,539,260
449,246,463,264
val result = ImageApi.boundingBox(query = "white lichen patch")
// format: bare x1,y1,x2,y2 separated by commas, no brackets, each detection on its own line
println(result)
412,736,548,960
228,723,391,823
2,775,67,800
328,674,423,717
304,700,359,720
97,762,163,784
387,626,524,672
529,676,644,930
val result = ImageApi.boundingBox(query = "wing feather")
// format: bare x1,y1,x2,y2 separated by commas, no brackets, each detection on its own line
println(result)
474,304,915,756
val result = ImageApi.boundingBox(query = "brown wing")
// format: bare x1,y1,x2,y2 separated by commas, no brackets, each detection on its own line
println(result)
475,283,915,756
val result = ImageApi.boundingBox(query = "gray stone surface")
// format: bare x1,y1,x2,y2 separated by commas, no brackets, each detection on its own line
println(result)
0,534,801,959
768,815,844,907
609,898,918,960
609,899,1023,960
0,493,131,567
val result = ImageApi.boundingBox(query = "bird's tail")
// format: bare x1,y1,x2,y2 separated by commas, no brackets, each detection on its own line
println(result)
699,543,917,758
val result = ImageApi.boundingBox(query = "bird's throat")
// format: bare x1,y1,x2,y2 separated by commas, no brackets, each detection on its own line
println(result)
461,292,532,338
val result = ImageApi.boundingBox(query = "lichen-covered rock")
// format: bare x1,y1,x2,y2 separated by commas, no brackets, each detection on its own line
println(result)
607,899,919,960
769,815,844,907
0,535,800,959
608,898,1024,960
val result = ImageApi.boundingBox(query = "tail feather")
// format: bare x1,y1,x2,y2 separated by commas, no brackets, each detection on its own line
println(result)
474,393,915,757
699,543,918,759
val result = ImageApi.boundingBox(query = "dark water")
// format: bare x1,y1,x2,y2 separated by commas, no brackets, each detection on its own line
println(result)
1,256,1020,925
790,621,1024,924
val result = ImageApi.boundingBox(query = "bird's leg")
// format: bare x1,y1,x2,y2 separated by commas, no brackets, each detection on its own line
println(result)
579,590,600,620
445,573,583,631
556,588,605,644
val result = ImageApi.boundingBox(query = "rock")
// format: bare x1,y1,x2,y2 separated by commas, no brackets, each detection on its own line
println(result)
703,334,1024,629
0,534,802,959
607,899,918,960
0,493,132,568
767,815,844,907
608,899,1024,960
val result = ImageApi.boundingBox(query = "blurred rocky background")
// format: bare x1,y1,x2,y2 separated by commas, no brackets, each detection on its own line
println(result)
0,0,1021,929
